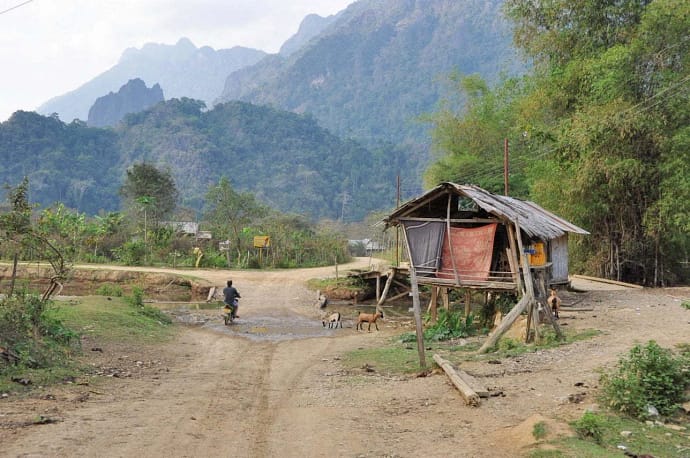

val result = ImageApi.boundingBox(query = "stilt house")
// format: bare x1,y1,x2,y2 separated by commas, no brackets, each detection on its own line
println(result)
383,182,589,295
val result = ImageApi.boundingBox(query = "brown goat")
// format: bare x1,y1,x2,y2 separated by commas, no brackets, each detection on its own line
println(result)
356,310,384,331
547,289,561,319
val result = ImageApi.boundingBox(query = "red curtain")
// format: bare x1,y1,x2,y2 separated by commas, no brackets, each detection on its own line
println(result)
437,224,497,281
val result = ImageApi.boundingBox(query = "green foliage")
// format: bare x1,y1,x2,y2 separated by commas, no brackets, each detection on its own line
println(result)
401,309,476,343
572,411,606,444
0,112,121,214
532,421,547,441
95,284,123,297
428,0,690,285
125,286,145,307
113,240,147,266
122,286,172,325
599,340,689,419
120,162,178,229
0,293,80,371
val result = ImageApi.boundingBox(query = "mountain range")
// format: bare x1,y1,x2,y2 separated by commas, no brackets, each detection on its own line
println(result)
38,38,266,122
4,0,525,221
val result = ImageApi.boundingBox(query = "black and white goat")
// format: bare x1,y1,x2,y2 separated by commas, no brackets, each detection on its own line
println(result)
322,311,342,329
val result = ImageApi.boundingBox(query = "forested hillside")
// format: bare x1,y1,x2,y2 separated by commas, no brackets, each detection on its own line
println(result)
217,0,524,148
0,111,121,215
426,0,690,285
0,100,406,221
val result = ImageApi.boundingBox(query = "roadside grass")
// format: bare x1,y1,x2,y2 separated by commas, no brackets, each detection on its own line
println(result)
0,295,175,393
340,327,602,376
529,413,690,458
341,344,427,375
53,295,174,343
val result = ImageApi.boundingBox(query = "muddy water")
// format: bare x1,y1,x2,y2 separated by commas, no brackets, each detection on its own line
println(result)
155,300,415,342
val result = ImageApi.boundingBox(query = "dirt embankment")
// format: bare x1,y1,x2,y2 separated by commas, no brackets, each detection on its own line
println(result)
1,260,689,457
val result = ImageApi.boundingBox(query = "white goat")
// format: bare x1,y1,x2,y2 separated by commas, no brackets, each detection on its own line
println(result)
322,311,342,329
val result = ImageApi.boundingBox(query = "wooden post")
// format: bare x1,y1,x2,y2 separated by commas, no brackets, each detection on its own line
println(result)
478,294,531,353
377,269,395,306
514,220,539,343
427,286,439,322
402,226,426,369
442,287,450,311
446,192,460,284
506,224,524,294
464,289,471,317
376,273,381,302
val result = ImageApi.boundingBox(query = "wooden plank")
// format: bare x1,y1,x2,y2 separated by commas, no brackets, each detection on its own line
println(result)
478,295,530,353
397,217,498,224
433,354,481,406
456,369,490,398
571,274,643,289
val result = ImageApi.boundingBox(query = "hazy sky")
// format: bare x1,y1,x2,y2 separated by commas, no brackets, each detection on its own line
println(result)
0,0,354,122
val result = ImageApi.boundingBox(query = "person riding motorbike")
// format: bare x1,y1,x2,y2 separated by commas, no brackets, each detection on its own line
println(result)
222,280,241,319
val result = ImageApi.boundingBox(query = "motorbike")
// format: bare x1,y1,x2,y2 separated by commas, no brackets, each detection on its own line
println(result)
222,299,238,325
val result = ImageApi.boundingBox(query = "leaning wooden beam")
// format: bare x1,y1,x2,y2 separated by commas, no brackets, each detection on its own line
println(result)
376,269,395,306
478,294,531,353
433,354,481,406
387,290,411,302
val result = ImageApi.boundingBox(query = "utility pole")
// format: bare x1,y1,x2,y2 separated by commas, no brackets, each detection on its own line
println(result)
396,175,401,266
504,138,509,196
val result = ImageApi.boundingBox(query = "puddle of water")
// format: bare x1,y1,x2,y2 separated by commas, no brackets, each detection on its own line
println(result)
203,314,345,341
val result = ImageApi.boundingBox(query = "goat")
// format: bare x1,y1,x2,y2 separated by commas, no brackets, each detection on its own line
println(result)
322,311,342,329
547,289,561,319
356,310,384,331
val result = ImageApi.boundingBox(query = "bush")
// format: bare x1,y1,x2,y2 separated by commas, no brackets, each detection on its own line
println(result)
401,309,476,343
573,411,606,444
124,286,171,325
599,340,689,419
0,293,79,371
95,284,123,297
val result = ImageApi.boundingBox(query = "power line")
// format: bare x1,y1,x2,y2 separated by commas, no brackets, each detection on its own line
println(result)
0,0,34,16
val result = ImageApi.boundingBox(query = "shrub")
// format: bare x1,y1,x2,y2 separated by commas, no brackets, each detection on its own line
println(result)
124,286,171,325
532,421,547,440
0,293,79,371
573,411,606,444
95,284,123,297
599,340,689,419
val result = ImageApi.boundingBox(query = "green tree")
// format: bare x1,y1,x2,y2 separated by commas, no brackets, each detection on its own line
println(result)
120,162,178,230
428,0,689,285
202,177,268,260
0,177,33,296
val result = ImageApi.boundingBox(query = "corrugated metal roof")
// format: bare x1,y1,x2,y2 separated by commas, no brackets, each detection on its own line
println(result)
385,182,589,240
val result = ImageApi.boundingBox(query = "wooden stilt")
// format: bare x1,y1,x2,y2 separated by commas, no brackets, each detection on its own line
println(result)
427,286,439,322
442,287,450,311
376,274,381,302
464,289,471,317
377,269,395,306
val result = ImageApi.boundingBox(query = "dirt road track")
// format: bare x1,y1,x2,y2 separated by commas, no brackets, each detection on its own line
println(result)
1,260,689,457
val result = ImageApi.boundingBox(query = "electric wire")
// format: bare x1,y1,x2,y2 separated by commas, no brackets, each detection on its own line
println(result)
0,0,34,16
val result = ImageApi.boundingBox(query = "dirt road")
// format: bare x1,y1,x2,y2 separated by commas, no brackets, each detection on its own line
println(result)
1,260,689,457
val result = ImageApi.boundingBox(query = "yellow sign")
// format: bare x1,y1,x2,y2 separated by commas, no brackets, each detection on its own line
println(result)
253,236,270,248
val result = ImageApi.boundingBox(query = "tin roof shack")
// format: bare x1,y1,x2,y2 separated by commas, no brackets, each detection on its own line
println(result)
383,182,589,357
